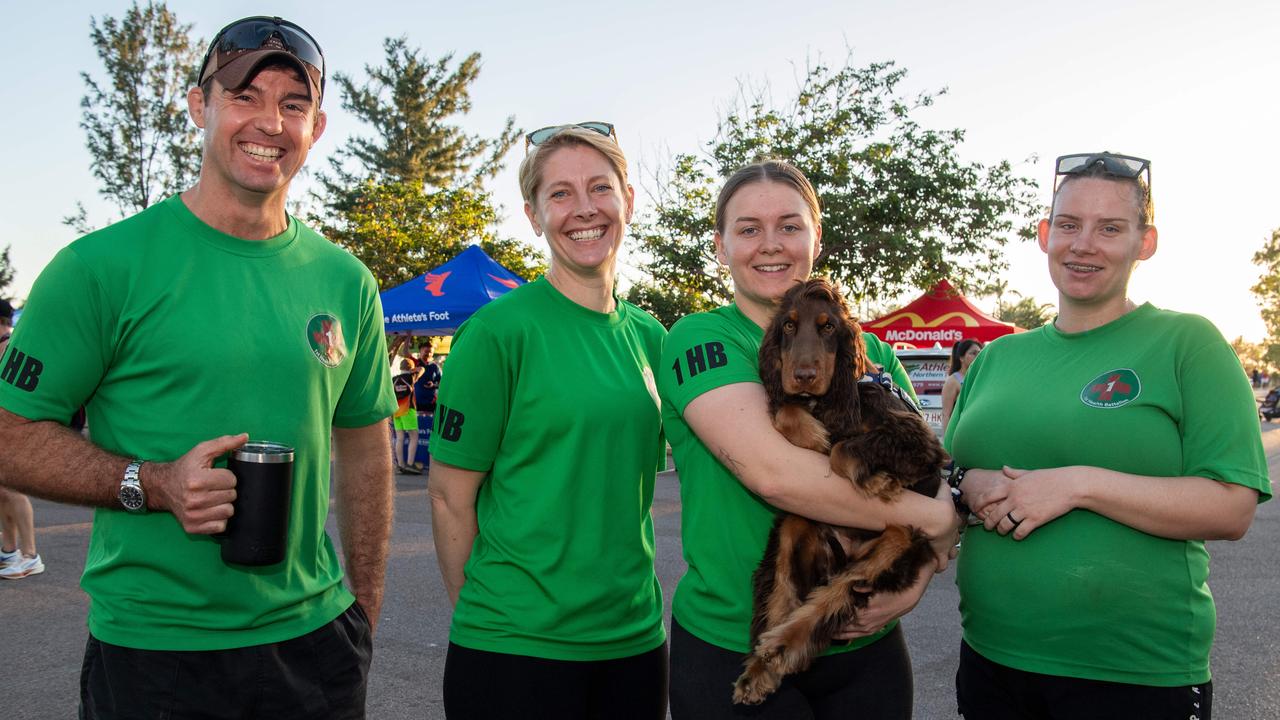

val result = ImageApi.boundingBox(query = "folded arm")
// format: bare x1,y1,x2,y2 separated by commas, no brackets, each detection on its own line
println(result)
961,465,1258,541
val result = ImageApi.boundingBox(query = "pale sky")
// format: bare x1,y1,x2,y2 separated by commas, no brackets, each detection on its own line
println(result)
3,0,1275,341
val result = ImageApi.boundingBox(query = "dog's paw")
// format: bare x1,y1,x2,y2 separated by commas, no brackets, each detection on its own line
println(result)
754,629,786,663
857,471,904,501
732,668,780,705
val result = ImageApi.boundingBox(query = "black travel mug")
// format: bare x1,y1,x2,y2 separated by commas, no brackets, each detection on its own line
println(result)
219,441,295,566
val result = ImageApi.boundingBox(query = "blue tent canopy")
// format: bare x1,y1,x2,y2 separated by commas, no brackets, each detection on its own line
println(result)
380,245,527,334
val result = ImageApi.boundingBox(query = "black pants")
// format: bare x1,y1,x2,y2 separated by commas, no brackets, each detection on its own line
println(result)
956,641,1212,720
80,602,373,720
669,618,913,719
442,640,668,719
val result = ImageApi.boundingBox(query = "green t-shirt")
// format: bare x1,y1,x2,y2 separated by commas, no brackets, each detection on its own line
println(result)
945,303,1271,686
657,303,916,654
0,195,395,650
429,277,667,661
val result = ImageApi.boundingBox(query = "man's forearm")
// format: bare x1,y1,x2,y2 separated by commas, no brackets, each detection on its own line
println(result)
0,407,126,507
332,423,394,630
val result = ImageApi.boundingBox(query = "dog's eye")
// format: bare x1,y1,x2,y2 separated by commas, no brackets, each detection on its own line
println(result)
822,322,835,333
782,320,796,332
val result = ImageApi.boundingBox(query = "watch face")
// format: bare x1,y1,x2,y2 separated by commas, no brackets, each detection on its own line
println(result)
120,484,145,511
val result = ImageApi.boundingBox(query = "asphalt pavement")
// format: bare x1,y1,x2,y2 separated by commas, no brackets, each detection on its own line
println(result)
4,421,1279,719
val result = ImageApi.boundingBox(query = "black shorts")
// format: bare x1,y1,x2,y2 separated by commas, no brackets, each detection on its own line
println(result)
669,617,913,720
80,601,373,719
956,640,1212,720
442,640,668,720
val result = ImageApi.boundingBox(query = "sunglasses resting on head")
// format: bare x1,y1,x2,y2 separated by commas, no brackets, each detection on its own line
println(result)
198,16,326,104
525,121,616,150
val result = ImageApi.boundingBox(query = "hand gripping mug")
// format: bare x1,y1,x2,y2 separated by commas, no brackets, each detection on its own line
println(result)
219,441,295,566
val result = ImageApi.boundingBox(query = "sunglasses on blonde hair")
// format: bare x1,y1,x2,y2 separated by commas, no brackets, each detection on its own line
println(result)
524,121,616,150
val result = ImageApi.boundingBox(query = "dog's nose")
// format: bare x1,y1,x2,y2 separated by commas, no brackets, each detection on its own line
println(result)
793,367,817,387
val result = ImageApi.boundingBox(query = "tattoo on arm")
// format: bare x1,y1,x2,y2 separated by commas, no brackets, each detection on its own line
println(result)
717,448,745,477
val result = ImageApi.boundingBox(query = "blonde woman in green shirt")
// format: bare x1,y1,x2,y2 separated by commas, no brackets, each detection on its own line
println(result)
429,124,668,719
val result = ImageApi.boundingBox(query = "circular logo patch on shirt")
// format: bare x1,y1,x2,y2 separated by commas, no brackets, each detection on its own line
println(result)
1080,368,1141,409
306,313,348,368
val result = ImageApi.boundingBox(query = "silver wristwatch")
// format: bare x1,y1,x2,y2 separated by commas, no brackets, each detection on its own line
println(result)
119,461,146,513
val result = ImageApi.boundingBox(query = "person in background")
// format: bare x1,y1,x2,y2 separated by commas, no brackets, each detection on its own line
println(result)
392,357,423,474
429,122,668,719
947,152,1269,720
658,159,961,719
0,298,44,579
412,338,442,470
0,17,395,717
941,338,982,435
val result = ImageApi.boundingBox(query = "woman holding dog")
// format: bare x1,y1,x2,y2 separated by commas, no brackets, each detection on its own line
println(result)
429,123,668,719
657,159,962,718
946,152,1270,719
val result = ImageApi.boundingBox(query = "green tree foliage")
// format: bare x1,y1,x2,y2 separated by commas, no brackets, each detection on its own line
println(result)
71,1,201,231
1251,228,1280,368
324,38,518,191
315,37,540,290
317,180,543,288
1230,336,1274,376
997,292,1054,330
627,56,1040,325
0,245,15,298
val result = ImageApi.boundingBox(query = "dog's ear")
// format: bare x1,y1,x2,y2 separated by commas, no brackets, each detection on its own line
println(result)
759,307,786,405
820,305,863,427
848,319,871,379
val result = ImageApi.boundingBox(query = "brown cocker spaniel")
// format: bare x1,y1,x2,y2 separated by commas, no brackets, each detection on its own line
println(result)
733,278,948,705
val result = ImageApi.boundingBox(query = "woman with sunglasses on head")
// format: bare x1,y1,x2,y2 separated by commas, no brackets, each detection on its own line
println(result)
657,159,962,719
428,123,668,719
945,152,1270,720
941,338,982,435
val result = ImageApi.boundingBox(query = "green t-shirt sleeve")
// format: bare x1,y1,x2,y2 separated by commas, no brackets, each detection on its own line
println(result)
333,277,396,428
1176,326,1271,501
0,248,113,424
429,318,509,472
864,333,918,404
658,313,760,416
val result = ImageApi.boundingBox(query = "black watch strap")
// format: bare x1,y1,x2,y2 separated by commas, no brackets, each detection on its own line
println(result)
947,465,970,515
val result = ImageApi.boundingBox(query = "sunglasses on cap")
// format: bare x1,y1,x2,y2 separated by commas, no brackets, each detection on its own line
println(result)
198,16,325,98
525,122,616,150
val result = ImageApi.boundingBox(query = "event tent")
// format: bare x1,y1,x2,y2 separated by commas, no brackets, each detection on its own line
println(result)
380,245,526,335
863,279,1018,349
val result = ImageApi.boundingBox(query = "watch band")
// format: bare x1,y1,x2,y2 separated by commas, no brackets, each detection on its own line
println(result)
120,460,146,513
947,465,970,515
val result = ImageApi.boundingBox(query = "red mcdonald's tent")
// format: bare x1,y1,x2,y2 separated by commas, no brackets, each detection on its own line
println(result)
863,279,1019,349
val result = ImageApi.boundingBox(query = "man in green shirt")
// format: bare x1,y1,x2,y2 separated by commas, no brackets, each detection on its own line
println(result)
0,16,394,719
